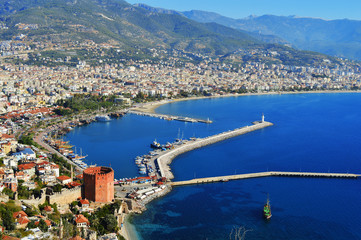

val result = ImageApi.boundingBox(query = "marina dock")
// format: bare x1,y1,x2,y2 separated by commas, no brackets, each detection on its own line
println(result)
156,120,273,179
171,171,361,186
128,110,213,124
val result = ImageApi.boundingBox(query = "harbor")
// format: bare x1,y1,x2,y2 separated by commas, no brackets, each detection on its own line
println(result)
54,94,361,240
155,119,273,179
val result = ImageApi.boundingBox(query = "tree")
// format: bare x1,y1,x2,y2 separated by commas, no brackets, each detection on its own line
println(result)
18,180,30,199
27,220,37,229
25,207,38,217
2,188,14,198
38,219,49,232
101,214,119,234
32,187,42,198
1,207,15,231
53,184,62,193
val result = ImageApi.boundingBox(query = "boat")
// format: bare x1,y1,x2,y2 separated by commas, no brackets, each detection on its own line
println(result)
150,139,161,149
163,142,172,149
263,195,272,220
95,115,111,122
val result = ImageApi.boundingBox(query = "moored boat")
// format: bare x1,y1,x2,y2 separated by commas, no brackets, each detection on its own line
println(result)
150,139,161,149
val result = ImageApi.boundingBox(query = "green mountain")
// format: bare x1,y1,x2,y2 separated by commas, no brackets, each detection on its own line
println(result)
182,10,361,61
0,0,263,55
0,0,341,66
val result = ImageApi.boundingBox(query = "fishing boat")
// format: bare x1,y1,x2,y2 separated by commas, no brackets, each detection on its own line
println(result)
150,139,161,149
263,195,272,220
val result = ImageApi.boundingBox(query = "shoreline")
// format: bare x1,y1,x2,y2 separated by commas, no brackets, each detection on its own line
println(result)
131,90,361,114
122,214,140,240
35,90,361,240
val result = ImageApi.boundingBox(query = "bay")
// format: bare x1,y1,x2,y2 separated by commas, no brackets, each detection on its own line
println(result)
65,93,361,240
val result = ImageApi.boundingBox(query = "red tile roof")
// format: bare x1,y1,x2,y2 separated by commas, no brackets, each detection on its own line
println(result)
13,211,27,219
18,163,36,171
75,174,83,179
2,236,20,240
66,181,81,188
17,216,30,225
44,206,52,212
57,175,71,181
69,236,85,240
80,199,89,205
75,214,89,225
35,219,51,227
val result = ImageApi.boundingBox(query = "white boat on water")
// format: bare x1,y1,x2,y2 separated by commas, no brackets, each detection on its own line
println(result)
95,115,111,122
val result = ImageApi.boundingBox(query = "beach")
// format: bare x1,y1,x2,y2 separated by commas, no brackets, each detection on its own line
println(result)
131,90,361,114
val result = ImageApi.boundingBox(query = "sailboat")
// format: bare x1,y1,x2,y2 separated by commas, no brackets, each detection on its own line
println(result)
73,148,87,160
263,194,272,220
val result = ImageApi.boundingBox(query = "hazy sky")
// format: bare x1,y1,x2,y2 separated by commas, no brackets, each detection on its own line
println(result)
126,0,361,20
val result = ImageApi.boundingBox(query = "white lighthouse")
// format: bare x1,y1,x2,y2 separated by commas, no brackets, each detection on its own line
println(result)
262,113,265,123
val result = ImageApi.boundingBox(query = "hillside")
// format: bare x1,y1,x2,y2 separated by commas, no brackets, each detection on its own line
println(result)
0,0,341,66
0,0,262,56
182,10,361,61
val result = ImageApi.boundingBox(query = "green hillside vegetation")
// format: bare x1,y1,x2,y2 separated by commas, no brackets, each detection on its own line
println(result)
0,0,341,66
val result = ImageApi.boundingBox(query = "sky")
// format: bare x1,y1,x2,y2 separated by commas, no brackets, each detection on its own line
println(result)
125,0,361,20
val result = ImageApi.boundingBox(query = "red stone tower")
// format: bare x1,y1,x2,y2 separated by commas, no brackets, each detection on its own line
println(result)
83,166,114,203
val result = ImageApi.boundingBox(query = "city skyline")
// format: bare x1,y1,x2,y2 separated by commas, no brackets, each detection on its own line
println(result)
126,0,361,20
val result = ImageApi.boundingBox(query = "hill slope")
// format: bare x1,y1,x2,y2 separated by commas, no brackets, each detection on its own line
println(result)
0,0,263,55
0,0,341,66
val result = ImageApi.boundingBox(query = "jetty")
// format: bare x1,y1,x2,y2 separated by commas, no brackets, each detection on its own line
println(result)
171,171,361,186
128,110,213,124
156,120,273,179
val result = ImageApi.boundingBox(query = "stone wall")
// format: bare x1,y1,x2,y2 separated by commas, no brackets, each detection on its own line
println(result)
47,187,81,205
0,193,9,202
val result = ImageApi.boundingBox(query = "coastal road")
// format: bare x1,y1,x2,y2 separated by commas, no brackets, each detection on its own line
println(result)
34,125,85,173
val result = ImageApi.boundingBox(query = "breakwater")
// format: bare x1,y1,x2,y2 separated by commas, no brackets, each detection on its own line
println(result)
128,110,212,124
171,171,361,186
156,121,273,179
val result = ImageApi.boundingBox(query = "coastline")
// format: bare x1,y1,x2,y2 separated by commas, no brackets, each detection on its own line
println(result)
35,90,361,240
131,90,361,114
122,214,140,240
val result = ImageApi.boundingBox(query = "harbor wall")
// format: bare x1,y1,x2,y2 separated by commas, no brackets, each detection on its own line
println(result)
171,171,360,186
157,121,273,179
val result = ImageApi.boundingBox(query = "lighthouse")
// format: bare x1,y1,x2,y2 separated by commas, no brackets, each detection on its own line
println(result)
262,113,265,123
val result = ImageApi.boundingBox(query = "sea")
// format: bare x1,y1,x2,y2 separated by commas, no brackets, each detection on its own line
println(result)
65,93,361,240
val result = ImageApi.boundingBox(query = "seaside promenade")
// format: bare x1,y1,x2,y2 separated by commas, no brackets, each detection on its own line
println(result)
171,171,361,186
156,120,273,179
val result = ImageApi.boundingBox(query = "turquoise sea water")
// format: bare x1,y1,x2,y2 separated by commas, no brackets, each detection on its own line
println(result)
65,93,361,240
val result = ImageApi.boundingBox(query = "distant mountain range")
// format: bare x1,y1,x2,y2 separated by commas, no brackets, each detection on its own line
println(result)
134,4,361,61
0,0,340,66
181,10,361,61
